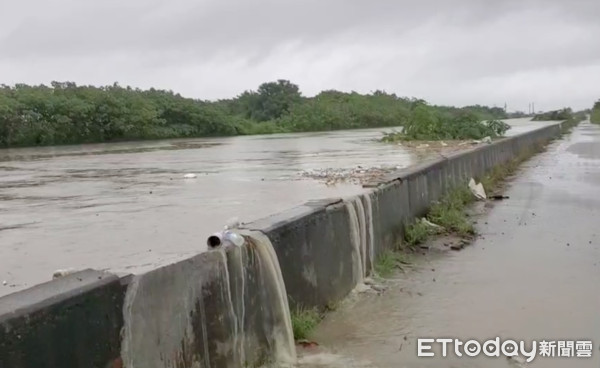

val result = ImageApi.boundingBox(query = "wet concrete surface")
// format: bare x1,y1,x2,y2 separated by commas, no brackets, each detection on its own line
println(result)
0,118,550,296
302,121,600,367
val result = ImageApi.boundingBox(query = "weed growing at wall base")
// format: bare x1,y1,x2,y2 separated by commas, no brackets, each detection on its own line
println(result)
404,186,475,247
290,306,321,340
374,250,410,277
404,221,433,247
427,187,475,237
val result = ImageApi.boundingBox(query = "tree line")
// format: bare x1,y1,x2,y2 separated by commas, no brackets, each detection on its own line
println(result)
592,100,600,124
532,108,574,121
0,80,509,147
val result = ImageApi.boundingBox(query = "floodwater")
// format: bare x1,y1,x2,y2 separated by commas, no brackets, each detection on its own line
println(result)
503,118,553,136
303,121,600,367
0,118,550,296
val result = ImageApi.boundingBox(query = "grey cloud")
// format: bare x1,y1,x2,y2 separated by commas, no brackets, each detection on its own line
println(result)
0,0,599,110
1,0,572,60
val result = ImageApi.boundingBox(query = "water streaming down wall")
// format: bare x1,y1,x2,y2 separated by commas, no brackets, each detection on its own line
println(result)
120,230,295,368
344,193,376,285
242,230,296,365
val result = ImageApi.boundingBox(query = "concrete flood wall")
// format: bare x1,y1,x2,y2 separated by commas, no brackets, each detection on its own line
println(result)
120,234,295,368
0,270,125,368
0,122,565,368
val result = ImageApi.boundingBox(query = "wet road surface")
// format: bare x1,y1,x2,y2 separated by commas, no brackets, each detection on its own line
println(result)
0,118,550,296
304,121,600,367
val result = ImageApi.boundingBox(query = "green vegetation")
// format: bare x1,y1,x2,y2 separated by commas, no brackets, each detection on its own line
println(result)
428,187,475,237
404,187,476,247
532,108,573,121
0,80,508,147
381,102,510,142
479,153,526,194
591,100,600,124
0,82,246,147
290,306,321,340
374,250,410,277
404,220,435,247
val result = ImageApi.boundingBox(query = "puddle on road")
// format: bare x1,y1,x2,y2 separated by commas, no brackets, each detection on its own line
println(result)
566,141,600,160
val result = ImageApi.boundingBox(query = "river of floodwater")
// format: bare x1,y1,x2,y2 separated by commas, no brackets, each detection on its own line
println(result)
0,118,549,296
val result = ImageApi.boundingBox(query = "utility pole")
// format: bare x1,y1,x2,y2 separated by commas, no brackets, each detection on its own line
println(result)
532,102,535,114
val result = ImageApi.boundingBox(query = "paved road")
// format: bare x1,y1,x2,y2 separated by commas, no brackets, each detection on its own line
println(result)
305,121,600,367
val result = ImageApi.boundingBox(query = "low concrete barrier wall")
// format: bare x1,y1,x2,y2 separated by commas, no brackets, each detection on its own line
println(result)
119,238,295,368
0,270,125,368
0,122,566,367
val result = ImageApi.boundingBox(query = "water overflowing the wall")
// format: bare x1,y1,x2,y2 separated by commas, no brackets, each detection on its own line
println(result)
120,230,296,368
344,193,376,286
242,230,296,366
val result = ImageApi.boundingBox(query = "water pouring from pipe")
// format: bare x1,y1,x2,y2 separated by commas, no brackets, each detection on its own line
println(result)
207,217,245,248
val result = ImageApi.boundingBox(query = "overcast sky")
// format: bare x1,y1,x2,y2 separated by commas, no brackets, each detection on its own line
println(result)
0,0,598,111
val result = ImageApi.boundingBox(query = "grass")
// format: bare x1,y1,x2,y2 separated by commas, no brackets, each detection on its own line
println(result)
291,306,321,340
478,144,546,194
479,159,517,193
404,220,433,247
427,187,475,237
428,206,474,237
404,186,476,247
374,250,410,277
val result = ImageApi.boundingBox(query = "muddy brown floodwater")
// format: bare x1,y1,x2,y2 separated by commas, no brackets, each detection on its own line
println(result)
0,118,550,296
300,121,600,368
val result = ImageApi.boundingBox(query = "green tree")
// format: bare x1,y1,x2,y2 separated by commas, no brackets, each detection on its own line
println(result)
252,80,302,121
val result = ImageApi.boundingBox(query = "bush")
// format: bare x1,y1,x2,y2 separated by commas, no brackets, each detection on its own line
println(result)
532,108,573,121
591,101,600,124
382,104,510,141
